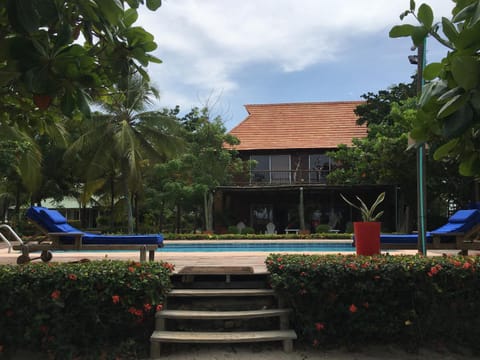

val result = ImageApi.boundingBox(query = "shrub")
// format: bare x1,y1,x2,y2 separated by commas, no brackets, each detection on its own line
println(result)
163,233,349,240
315,224,330,233
227,225,239,234
241,226,255,234
266,254,480,352
0,260,173,358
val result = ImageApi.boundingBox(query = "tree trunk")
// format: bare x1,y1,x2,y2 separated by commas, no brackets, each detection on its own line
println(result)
121,163,134,233
133,192,139,233
109,176,115,230
15,182,21,225
204,190,214,232
175,204,182,233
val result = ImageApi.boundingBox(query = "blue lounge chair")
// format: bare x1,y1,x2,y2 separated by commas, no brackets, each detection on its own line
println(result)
380,209,480,253
12,206,163,264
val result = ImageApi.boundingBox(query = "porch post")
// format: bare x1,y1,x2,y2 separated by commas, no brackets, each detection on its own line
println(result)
299,187,305,231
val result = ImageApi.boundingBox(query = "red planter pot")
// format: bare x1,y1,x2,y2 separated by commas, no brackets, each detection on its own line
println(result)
354,221,381,256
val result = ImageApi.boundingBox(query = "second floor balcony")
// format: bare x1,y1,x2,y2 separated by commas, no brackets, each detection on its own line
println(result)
247,169,330,185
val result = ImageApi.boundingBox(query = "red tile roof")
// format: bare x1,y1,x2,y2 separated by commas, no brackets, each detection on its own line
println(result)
229,101,367,150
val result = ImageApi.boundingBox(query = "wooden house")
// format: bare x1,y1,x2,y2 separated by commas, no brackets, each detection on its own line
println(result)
214,101,396,234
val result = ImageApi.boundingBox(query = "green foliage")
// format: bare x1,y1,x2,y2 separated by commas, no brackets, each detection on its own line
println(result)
142,107,248,233
66,74,184,232
266,254,480,350
340,192,385,222
329,89,474,229
354,81,416,126
0,0,162,117
163,233,350,240
227,225,240,234
241,226,255,234
390,0,480,177
315,224,331,233
0,260,173,358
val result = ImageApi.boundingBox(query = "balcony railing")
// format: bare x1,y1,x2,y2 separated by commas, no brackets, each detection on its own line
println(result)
247,170,330,185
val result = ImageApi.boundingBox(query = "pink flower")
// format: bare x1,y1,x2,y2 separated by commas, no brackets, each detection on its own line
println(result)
315,322,325,331
128,307,143,317
162,263,175,271
68,274,77,281
51,290,61,300
156,304,164,312
428,264,443,277
112,295,120,304
349,304,358,313
144,303,152,312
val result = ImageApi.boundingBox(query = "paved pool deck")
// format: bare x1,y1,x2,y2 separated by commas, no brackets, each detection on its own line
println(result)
0,239,474,273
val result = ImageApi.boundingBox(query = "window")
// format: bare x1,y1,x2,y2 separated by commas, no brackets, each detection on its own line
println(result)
251,155,291,183
309,154,331,183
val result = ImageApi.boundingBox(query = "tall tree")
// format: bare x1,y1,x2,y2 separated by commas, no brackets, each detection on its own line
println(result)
143,107,247,233
0,0,162,217
67,74,184,233
180,108,244,232
354,80,417,126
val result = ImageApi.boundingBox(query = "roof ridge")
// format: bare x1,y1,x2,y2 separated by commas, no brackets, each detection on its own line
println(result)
244,100,364,108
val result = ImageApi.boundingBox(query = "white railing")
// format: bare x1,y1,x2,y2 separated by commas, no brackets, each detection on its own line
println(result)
250,169,329,185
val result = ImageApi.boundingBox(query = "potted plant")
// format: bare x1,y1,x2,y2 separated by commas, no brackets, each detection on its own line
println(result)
340,192,385,256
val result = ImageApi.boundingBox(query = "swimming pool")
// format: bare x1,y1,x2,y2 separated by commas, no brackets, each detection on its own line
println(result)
160,240,354,252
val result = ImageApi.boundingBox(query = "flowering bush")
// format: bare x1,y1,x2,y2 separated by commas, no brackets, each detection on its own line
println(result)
266,254,480,351
0,260,173,359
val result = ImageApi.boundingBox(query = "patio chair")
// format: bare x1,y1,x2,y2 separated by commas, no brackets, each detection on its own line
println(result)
380,209,480,253
12,206,163,264
265,222,276,234
430,209,480,253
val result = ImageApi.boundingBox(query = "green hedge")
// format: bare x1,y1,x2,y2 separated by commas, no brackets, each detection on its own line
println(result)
0,260,173,359
164,233,351,240
266,254,480,352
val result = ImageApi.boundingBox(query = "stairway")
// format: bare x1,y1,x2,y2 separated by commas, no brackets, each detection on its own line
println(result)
150,267,297,359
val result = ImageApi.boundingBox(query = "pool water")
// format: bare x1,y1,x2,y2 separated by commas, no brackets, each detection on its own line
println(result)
161,241,354,252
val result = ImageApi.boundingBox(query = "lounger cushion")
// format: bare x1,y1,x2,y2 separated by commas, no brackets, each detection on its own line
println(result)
82,234,163,246
26,206,164,247
448,209,480,223
40,209,68,224
431,222,471,234
380,233,432,244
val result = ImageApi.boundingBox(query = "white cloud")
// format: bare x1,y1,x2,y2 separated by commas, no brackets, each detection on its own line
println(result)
137,0,453,113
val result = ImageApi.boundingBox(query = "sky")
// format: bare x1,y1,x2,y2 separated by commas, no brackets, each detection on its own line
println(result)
136,0,453,130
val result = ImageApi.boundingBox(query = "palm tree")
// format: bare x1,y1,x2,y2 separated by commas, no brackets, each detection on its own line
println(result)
68,73,184,232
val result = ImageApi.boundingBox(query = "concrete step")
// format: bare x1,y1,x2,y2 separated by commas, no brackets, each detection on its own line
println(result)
151,329,297,343
157,308,291,320
168,288,275,297
151,269,296,358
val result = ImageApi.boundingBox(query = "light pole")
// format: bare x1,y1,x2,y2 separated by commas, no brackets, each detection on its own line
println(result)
409,40,428,255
